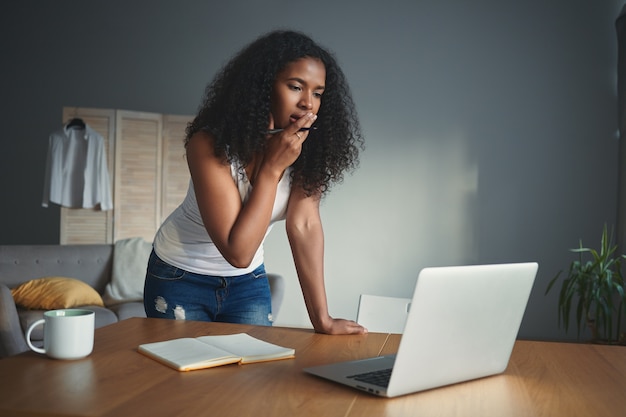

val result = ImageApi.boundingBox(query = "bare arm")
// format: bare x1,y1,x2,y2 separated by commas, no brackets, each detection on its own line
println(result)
286,186,367,335
186,132,275,267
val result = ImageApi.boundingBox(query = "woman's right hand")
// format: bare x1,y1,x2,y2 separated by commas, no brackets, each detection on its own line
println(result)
261,112,317,178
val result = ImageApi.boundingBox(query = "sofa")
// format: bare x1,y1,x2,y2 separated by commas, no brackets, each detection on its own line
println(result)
0,240,149,358
0,240,285,358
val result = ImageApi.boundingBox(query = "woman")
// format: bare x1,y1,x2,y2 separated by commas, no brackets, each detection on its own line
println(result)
144,30,366,335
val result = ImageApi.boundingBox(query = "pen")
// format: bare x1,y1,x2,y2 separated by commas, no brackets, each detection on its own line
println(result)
266,127,317,134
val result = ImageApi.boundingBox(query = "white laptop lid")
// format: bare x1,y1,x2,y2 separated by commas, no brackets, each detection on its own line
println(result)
386,262,538,397
304,262,538,398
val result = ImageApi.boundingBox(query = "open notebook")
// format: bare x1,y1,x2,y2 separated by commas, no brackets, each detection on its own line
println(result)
138,333,295,371
305,262,538,397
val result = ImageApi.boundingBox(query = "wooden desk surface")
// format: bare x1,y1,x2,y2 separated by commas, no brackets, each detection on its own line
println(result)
0,318,624,417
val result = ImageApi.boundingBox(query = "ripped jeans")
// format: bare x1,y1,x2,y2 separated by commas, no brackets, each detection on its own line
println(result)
143,250,273,326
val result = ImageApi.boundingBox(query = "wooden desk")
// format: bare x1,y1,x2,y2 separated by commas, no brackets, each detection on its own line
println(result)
0,318,624,417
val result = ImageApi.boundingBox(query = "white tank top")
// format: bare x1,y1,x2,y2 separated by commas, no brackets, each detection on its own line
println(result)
153,163,292,276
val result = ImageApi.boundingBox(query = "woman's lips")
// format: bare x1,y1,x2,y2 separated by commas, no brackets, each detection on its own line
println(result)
290,113,307,124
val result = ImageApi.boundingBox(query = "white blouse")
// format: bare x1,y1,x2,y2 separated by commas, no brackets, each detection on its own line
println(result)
42,124,112,210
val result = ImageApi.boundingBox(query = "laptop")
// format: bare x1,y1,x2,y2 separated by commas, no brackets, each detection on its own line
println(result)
304,262,538,398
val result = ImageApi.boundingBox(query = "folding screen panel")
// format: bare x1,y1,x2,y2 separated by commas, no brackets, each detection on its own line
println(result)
161,115,191,224
113,110,163,242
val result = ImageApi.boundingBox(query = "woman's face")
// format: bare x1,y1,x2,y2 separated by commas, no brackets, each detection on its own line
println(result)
270,57,326,129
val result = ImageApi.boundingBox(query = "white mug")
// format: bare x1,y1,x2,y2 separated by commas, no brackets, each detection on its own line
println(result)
25,309,95,360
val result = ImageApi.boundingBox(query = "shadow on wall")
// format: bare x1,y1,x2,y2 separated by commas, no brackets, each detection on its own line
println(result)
326,127,479,272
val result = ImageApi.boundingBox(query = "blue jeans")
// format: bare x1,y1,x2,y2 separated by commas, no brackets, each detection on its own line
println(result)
143,250,273,326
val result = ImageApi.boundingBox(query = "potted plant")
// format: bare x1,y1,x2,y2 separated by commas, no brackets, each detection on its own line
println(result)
546,225,626,345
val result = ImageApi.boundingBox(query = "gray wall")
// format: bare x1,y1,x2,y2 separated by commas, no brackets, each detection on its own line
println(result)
1,0,622,341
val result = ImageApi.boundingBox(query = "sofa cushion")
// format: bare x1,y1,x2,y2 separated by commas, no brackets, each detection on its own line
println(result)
0,244,113,293
11,276,105,310
103,237,152,306
107,301,146,320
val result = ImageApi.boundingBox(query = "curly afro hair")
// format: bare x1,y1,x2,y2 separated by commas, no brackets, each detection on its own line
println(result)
186,30,364,196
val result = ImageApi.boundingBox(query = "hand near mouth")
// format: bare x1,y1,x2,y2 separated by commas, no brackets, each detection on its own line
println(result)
261,112,317,177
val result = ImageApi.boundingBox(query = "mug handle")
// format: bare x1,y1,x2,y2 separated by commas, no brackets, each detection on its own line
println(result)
25,318,46,354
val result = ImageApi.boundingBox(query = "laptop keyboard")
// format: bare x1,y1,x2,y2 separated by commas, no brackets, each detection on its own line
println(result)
347,368,392,388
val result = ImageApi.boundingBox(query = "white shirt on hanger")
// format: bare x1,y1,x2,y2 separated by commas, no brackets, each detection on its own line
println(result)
42,123,113,210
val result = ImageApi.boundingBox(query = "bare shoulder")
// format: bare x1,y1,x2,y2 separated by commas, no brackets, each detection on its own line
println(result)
186,131,230,173
187,130,219,159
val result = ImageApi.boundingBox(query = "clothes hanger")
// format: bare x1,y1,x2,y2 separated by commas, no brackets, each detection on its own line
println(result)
66,117,86,129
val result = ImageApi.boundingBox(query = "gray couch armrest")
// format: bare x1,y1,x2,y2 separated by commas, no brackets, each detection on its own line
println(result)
0,283,28,358
267,273,284,320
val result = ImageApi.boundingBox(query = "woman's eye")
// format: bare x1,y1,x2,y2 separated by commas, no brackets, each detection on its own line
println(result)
313,92,323,99
288,84,302,91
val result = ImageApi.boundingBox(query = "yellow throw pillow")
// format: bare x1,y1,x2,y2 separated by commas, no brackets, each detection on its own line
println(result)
11,277,104,310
